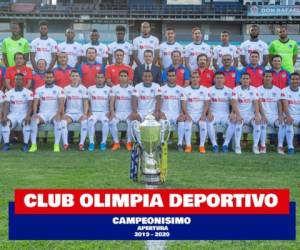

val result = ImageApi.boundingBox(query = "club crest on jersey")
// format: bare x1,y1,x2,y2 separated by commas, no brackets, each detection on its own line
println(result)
282,74,286,78
176,90,180,94
47,43,51,47
78,89,82,94
52,90,56,94
150,89,155,93
96,66,101,71
200,91,203,95
288,95,292,98
258,69,263,74
232,73,236,77
272,92,276,97
150,40,154,44
250,92,253,96
104,90,107,94
288,44,293,48
224,92,228,96
211,93,216,96
128,90,132,95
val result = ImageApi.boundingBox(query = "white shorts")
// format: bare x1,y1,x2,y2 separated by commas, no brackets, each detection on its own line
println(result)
164,113,179,125
8,113,26,128
115,112,130,122
190,113,201,123
38,112,56,124
90,111,109,122
264,116,279,127
212,115,229,127
292,116,300,126
65,113,84,122
241,114,254,125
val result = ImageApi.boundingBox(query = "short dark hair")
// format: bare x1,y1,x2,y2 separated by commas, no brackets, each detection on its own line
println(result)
116,25,126,33
167,68,176,75
91,29,98,33
39,20,48,27
241,72,251,78
171,50,181,57
14,52,25,60
250,24,259,29
143,70,153,75
119,70,128,76
192,26,201,33
86,47,97,54
291,72,300,78
166,27,175,32
214,72,225,77
197,53,208,61
271,54,282,61
144,50,153,56
45,70,53,75
15,73,24,78
263,70,273,76
71,69,79,75
250,50,260,56
114,49,124,55
11,21,21,28
221,31,229,35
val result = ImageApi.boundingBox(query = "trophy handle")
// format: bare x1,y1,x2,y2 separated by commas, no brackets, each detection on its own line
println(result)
160,119,171,144
131,120,141,144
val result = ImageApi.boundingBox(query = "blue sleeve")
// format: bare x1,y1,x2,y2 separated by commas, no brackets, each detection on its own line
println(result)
184,68,190,80
77,64,83,77
162,69,167,82
101,64,106,75
287,71,291,86
1,66,6,78
236,69,244,85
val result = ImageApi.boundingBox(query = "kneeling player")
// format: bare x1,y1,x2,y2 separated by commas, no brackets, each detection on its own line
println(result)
2,73,33,151
160,68,185,151
257,71,283,153
232,72,261,154
281,72,300,154
29,71,64,152
61,70,89,151
206,72,236,153
182,71,209,153
87,72,110,151
109,70,134,151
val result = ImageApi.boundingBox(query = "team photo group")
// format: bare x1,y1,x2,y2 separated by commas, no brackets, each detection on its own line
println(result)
0,20,299,155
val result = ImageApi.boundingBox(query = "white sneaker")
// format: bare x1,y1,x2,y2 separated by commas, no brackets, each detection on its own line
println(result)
277,147,285,155
253,146,260,154
235,147,242,154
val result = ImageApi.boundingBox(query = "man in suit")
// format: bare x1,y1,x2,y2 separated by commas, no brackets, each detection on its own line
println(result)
133,50,162,85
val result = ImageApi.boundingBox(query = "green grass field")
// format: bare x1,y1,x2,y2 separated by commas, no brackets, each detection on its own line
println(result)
0,142,299,250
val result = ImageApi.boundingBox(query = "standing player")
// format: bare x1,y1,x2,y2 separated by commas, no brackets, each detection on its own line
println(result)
58,28,83,68
1,73,32,152
195,54,214,88
269,26,298,73
87,72,110,152
32,59,46,92
270,55,290,89
159,27,184,70
83,29,108,65
109,70,135,151
53,52,72,88
185,27,211,72
61,70,89,151
181,71,209,153
0,90,4,143
280,72,300,154
213,31,239,70
217,54,240,89
108,25,133,66
0,64,6,91
240,24,268,67
231,72,261,154
160,69,185,151
132,22,160,66
257,71,284,154
29,71,64,153
30,20,57,71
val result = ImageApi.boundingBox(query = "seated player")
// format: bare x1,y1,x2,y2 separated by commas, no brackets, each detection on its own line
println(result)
206,72,236,153
181,71,209,153
29,71,65,153
281,72,300,155
257,71,284,154
61,70,89,151
160,68,185,151
231,72,261,154
1,73,33,152
130,70,161,122
270,55,290,89
87,72,110,152
109,70,135,151
217,54,240,89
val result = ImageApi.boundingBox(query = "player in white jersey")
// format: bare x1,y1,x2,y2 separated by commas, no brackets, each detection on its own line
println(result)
231,72,261,154
240,24,268,67
281,72,300,155
181,71,209,153
58,28,83,68
159,27,184,69
184,27,211,72
132,22,160,66
160,69,185,151
108,25,133,66
257,71,284,154
30,21,58,71
29,71,64,153
212,31,239,70
83,29,108,65
87,72,110,152
109,70,134,151
206,72,236,153
1,73,33,152
61,70,89,151
0,90,4,143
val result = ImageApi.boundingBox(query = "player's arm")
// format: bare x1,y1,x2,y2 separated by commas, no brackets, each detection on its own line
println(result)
32,98,40,115
154,95,161,120
83,98,89,118
231,99,242,122
109,95,116,120
105,67,112,87
5,78,13,91
212,58,219,70
1,101,9,126
25,100,33,125
132,50,141,66
200,100,209,121
108,53,113,65
131,95,138,114
153,49,160,65
277,100,284,124
253,99,261,123
282,98,293,124
184,56,192,72
233,57,239,68
58,97,65,118
2,53,9,68
240,55,247,67
48,52,57,71
258,99,267,123
262,55,268,67
30,52,38,72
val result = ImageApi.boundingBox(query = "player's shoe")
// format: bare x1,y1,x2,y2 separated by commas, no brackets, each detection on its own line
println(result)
184,145,192,153
99,143,107,151
112,143,120,151
198,146,206,154
235,146,242,154
177,144,183,152
78,144,85,151
222,145,228,153
53,144,60,153
277,147,285,155
288,148,295,155
252,146,260,155
22,143,29,152
260,146,267,154
28,144,37,153
88,143,95,152
63,144,69,151
2,143,10,151
212,145,218,153
126,142,132,151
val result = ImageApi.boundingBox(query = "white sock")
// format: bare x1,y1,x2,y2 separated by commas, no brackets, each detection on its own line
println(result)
88,117,96,144
252,121,261,147
22,124,31,144
278,124,286,148
184,121,192,146
53,120,62,145
223,122,235,146
207,121,217,146
30,119,39,144
80,119,88,145
177,122,185,145
260,124,267,147
109,119,119,143
234,122,243,148
101,120,109,144
61,120,68,145
286,124,294,149
126,119,132,143
199,121,207,147
2,124,10,144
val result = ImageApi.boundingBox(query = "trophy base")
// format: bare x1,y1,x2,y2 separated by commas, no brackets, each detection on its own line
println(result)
142,170,161,188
